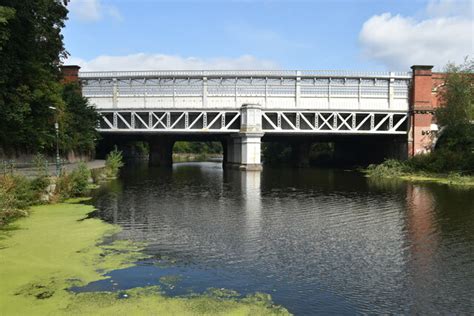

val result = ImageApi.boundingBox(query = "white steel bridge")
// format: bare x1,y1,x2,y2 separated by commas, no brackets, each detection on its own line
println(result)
80,70,412,169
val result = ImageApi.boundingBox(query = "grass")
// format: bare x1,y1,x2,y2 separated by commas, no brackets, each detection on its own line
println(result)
0,201,290,315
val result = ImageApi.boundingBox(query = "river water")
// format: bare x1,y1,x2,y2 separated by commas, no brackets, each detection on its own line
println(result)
87,162,474,315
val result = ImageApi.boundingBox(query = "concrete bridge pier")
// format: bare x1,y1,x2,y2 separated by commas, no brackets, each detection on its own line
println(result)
149,137,174,167
239,132,264,171
239,104,263,171
224,104,263,171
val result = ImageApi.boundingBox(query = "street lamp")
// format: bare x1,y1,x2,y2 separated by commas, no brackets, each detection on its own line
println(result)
49,106,61,176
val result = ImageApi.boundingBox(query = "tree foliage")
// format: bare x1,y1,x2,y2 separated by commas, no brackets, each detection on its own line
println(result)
436,58,474,127
0,1,67,153
0,1,99,157
435,58,474,152
0,5,14,48
61,83,100,153
173,141,223,154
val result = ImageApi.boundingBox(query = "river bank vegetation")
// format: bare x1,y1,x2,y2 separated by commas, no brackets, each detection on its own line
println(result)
366,59,473,186
0,150,123,227
173,141,223,162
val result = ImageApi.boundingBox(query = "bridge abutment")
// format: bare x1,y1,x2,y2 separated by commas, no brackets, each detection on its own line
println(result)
149,137,174,167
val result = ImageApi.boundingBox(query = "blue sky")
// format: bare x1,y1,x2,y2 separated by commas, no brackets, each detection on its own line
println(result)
64,0,473,71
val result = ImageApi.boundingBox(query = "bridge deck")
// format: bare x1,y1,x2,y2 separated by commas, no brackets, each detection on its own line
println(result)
80,70,411,135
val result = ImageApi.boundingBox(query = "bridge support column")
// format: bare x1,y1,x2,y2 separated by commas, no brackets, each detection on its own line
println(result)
149,137,174,167
238,104,263,171
239,133,263,171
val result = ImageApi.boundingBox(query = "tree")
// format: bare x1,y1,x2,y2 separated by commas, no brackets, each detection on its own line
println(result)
435,58,474,152
61,83,100,154
0,6,14,48
0,1,68,153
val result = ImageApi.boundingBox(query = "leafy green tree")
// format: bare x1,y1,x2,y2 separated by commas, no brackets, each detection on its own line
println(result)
435,58,474,152
0,1,68,153
0,6,14,48
61,83,100,154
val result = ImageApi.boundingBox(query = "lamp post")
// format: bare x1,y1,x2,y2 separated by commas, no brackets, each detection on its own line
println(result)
49,106,61,176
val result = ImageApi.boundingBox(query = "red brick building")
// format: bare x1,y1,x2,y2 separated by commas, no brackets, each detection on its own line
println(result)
409,65,446,157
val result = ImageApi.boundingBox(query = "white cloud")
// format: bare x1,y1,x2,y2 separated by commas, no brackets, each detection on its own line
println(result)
68,0,122,22
426,0,473,18
359,0,473,70
66,53,280,71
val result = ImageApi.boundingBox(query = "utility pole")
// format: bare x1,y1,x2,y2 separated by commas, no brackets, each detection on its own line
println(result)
49,106,61,176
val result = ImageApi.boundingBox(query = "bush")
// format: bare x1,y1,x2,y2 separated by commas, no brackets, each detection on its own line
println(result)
0,174,50,226
69,162,91,196
366,159,409,177
105,148,124,178
406,149,474,174
55,163,92,199
367,148,474,180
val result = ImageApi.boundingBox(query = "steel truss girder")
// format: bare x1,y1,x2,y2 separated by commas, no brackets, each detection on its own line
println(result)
97,109,408,135
97,110,241,133
261,111,407,134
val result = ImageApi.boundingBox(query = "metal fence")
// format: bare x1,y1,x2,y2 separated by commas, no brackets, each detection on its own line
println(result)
1,159,63,178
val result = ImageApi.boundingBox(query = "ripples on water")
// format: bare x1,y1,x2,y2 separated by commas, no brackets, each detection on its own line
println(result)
88,162,474,315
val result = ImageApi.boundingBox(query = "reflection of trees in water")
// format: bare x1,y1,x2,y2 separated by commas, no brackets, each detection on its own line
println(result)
366,176,407,193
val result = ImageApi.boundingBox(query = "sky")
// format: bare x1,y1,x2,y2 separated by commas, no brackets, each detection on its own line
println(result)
63,0,473,72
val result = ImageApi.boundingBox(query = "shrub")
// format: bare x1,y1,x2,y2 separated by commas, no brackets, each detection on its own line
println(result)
55,163,92,199
0,174,49,226
105,148,124,178
33,153,49,178
69,162,91,196
366,159,409,178
406,149,474,174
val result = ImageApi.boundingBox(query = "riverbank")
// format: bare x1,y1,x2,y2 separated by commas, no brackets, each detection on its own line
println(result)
0,200,289,315
173,153,223,163
365,159,474,186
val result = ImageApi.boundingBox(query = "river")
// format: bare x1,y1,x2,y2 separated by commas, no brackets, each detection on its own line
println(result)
84,162,474,315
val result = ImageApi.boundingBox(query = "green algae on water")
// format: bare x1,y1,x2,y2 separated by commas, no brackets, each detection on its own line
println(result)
0,202,290,315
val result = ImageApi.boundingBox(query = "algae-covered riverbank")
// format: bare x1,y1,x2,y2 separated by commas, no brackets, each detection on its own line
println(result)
364,159,474,187
0,201,289,315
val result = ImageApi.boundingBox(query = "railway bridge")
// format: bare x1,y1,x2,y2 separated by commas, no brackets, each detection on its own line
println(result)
63,65,438,170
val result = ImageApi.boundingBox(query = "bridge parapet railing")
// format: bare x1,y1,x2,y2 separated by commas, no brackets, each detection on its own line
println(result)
80,70,411,112
79,70,411,79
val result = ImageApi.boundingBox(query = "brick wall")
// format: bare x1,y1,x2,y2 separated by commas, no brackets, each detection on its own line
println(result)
409,65,446,156
60,65,80,84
